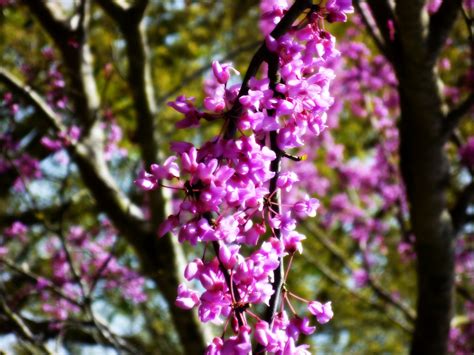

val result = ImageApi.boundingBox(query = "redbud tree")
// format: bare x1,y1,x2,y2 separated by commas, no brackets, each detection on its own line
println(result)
0,0,473,354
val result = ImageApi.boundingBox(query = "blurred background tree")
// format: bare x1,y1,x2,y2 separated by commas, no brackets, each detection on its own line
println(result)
0,0,472,354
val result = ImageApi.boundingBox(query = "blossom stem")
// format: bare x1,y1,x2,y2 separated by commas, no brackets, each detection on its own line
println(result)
284,253,295,282
288,291,309,303
284,292,298,316
245,308,262,322
211,240,245,327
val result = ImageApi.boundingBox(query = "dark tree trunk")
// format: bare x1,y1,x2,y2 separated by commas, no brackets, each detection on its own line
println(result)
393,1,461,354
398,79,455,355
359,0,463,353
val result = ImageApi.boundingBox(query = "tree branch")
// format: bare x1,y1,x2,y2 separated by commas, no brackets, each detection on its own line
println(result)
0,58,171,317
302,251,413,334
0,67,65,132
0,196,87,229
0,259,83,308
362,262,416,323
24,0,101,130
302,224,357,271
353,0,390,59
260,52,284,331
0,288,53,354
303,223,416,324
365,0,402,66
157,41,260,106
395,1,457,353
20,0,72,46
442,92,474,141
428,0,463,62
97,0,159,168
94,0,125,19
0,316,146,351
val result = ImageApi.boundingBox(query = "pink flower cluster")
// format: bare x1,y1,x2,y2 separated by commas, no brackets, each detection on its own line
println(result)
40,222,147,320
284,24,410,286
1,220,147,322
40,125,81,152
282,10,472,352
0,138,42,193
135,1,352,353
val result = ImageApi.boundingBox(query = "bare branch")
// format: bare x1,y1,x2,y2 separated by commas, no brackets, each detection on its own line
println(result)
364,266,417,323
0,259,83,308
303,223,416,324
428,0,463,61
353,0,390,59
0,317,144,350
97,0,159,203
442,92,474,141
302,224,357,271
0,287,53,354
302,251,413,334
0,67,65,132
95,0,126,20
129,0,149,20
0,198,87,229
157,41,260,105
365,0,402,66
96,0,148,23
21,0,72,46
24,0,100,129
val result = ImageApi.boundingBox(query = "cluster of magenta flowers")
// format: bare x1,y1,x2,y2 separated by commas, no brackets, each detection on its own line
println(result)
1,220,147,324
135,0,353,353
0,94,42,192
40,222,146,319
284,7,474,352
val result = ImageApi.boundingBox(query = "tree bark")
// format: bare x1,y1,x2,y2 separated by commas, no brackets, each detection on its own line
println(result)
393,1,460,353
359,0,464,353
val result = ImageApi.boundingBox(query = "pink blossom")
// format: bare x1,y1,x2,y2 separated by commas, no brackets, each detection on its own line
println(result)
168,96,202,128
352,269,369,288
151,157,180,180
277,171,299,192
4,221,27,238
211,61,239,85
41,136,63,151
308,301,334,324
326,0,354,23
283,230,306,254
175,283,200,310
427,0,442,14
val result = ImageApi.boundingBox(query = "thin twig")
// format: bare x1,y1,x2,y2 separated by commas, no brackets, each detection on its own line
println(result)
0,259,82,308
0,285,54,354
353,0,389,59
301,252,413,334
